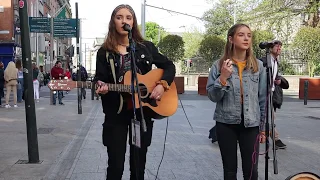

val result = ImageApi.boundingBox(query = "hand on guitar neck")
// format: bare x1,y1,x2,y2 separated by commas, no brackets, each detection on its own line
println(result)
96,80,164,100
96,80,109,95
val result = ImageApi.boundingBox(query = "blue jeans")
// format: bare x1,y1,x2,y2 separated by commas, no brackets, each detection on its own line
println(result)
53,91,63,104
17,78,24,102
0,85,3,105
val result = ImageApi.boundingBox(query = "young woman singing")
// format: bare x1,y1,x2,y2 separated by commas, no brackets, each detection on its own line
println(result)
94,4,175,180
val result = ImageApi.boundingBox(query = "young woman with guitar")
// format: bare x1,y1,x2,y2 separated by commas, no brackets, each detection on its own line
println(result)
206,24,267,180
94,4,176,180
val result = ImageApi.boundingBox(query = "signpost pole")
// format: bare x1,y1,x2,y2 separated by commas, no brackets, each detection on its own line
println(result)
49,17,54,105
18,0,40,163
76,3,82,114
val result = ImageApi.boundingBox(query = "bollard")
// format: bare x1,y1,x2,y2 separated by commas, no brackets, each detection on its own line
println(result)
304,80,309,105
91,81,95,100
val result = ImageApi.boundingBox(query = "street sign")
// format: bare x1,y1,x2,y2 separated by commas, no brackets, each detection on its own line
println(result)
53,18,77,37
29,17,50,33
28,17,78,38
56,7,67,19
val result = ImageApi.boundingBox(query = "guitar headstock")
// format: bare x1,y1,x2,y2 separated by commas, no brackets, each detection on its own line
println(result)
47,79,75,91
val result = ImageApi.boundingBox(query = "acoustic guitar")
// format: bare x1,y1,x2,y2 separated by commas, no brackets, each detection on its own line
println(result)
47,69,178,119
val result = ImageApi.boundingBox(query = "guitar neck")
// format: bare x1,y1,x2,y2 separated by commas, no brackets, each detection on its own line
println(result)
77,81,132,93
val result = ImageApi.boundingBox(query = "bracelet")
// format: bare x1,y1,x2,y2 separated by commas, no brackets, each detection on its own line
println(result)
219,78,227,86
156,80,170,91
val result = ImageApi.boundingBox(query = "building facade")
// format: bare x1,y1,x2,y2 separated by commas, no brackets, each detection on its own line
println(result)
0,0,72,70
0,0,17,68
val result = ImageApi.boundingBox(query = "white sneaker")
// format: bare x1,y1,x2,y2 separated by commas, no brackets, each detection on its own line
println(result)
13,105,18,108
5,104,11,108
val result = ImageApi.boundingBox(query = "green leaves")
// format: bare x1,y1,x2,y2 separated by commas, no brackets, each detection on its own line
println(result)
158,35,185,62
202,0,234,36
292,27,320,76
140,22,166,45
199,35,226,63
182,28,204,59
252,30,275,58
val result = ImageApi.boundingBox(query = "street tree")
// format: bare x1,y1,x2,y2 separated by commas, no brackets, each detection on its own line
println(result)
157,35,185,62
202,0,235,36
199,35,226,63
293,27,320,77
145,22,166,45
252,30,275,58
182,27,204,59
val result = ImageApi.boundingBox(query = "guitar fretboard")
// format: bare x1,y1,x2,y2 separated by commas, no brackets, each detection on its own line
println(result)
77,82,133,93
106,83,132,93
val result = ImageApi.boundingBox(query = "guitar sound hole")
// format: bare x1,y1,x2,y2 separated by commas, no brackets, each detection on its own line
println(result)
138,84,148,98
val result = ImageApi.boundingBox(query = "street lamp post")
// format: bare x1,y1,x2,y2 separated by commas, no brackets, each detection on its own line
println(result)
141,0,146,38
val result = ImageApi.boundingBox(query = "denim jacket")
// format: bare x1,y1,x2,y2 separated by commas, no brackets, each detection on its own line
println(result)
206,59,267,130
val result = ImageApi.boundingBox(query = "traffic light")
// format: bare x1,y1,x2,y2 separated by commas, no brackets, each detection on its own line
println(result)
185,59,192,68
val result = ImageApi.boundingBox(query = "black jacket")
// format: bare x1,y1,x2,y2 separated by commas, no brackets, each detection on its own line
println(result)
95,40,176,118
273,76,289,109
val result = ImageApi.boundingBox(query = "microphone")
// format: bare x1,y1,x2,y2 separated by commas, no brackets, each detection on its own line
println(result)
259,41,274,49
123,23,132,32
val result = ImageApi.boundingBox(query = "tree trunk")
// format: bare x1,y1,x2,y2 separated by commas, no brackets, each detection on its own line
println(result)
307,0,320,27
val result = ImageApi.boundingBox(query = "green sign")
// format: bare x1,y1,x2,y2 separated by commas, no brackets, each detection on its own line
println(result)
29,17,50,33
53,18,78,37
28,17,79,38
56,7,68,19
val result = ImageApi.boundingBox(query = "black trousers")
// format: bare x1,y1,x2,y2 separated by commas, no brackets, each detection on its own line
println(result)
102,109,154,180
216,115,260,180
0,85,3,105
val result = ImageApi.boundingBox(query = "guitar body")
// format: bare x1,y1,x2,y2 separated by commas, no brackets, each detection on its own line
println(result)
123,69,178,119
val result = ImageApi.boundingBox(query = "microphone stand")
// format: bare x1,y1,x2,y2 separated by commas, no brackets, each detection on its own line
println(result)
127,30,147,133
264,48,278,180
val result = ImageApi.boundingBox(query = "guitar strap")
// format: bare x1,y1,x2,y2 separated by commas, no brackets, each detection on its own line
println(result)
106,51,123,114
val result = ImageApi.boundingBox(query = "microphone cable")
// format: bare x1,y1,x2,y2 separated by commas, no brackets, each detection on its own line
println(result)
154,95,194,180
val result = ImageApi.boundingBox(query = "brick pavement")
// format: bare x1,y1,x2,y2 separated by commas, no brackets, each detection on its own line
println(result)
1,88,320,180
64,91,320,180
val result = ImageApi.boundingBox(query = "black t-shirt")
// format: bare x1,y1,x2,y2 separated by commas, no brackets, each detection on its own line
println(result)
118,53,141,82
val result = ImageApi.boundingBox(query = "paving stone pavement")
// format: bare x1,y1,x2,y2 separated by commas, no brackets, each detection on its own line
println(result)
0,87,101,180
1,87,319,180
64,91,320,180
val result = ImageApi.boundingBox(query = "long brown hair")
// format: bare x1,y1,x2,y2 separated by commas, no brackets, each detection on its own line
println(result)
219,23,258,73
16,60,22,70
103,4,144,53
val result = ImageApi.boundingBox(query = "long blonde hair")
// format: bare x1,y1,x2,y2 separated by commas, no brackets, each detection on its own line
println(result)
4,61,18,81
219,23,258,73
